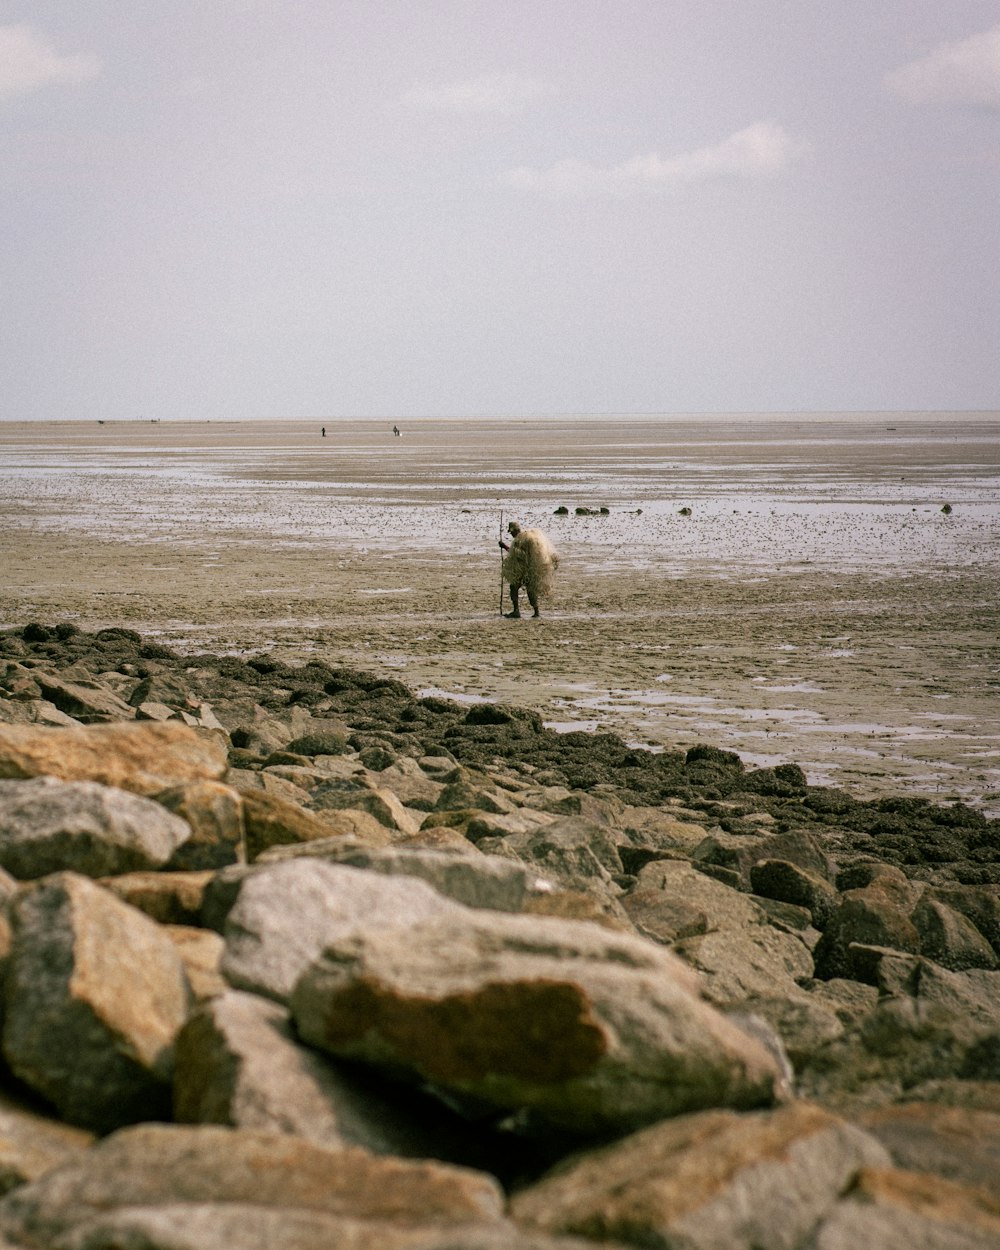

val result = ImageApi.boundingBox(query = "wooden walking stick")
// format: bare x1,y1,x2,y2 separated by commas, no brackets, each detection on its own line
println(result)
498,510,504,616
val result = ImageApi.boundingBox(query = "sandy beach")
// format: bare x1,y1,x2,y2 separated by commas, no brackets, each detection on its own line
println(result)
2,414,998,812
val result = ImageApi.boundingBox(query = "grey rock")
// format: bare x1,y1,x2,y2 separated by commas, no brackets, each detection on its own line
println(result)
464,809,557,840
221,859,464,1002
634,859,767,930
261,841,557,913
0,777,191,879
309,777,421,834
860,960,1000,1087
435,778,517,816
855,1102,1000,1198
30,671,134,724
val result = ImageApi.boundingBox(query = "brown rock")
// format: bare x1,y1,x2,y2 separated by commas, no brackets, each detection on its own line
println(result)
622,886,710,943
174,990,486,1162
0,1091,94,1196
98,869,215,926
2,873,192,1131
311,779,422,835
240,789,347,860
511,1102,891,1248
911,896,1000,972
814,882,924,981
0,721,227,796
164,925,227,1001
808,1166,1000,1248
0,1124,505,1246
22,1208,609,1250
292,909,784,1135
158,780,246,869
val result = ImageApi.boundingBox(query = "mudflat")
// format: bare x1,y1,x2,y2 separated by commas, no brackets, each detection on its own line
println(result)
1,414,997,811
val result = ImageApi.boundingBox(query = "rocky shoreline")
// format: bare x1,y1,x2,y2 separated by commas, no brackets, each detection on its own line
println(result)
0,621,998,1248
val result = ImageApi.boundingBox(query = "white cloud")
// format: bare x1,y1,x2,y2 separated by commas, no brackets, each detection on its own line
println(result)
400,72,554,115
0,24,100,99
885,23,1000,108
502,121,801,196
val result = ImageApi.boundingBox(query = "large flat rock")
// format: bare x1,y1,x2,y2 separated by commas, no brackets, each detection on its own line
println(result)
292,908,784,1135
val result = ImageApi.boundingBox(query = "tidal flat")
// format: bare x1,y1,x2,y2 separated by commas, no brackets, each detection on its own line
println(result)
2,413,998,811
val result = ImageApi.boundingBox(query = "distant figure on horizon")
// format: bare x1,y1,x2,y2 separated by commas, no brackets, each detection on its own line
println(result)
498,521,559,619
321,426,326,437
392,424,400,437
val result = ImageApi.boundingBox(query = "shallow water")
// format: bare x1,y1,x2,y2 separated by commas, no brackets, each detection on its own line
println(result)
3,416,998,575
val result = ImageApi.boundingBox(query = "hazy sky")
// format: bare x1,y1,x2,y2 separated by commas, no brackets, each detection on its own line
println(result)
2,2,999,420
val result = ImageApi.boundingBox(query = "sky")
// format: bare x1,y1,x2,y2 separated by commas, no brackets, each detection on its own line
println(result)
1,1,999,421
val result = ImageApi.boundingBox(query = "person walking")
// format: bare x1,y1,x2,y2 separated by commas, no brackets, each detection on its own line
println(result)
498,521,559,618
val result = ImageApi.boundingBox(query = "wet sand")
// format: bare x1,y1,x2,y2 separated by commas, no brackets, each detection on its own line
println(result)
2,415,998,811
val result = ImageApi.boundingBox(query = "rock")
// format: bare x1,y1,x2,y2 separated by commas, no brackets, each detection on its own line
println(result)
134,699,177,721
435,778,517,816
0,1124,505,1248
273,842,557,913
283,727,351,756
860,961,1000,1085
239,788,346,860
674,922,815,1007
0,777,192,879
165,925,227,1001
2,873,192,1131
158,780,246,869
29,671,134,723
310,777,422,835
523,888,635,931
127,672,200,712
618,804,713,856
518,786,623,826
463,809,557,840
0,721,228,796
259,760,327,788
42,1208,617,1250
0,697,78,728
813,876,925,980
911,895,1000,971
855,1102,1000,1199
174,990,487,1162
292,909,784,1135
693,827,832,890
372,760,445,810
803,1166,1000,1249
621,886,710,943
506,818,625,878
98,869,215,925
510,1101,891,1249
221,859,464,1003
750,859,839,929
931,885,1000,957
633,859,767,930
226,767,312,806
0,1091,94,1196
